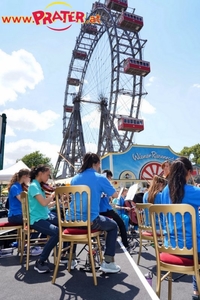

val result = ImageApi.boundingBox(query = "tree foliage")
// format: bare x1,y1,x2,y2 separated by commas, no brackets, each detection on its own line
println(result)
18,151,53,169
179,144,200,164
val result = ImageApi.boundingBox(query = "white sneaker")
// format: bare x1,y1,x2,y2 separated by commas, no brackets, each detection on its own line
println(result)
67,259,78,270
30,246,43,256
99,261,121,273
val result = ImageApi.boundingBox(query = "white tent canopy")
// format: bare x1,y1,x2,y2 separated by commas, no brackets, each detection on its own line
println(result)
0,160,30,184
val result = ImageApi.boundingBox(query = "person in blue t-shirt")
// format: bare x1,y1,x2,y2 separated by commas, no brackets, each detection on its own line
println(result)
114,188,130,231
70,152,121,274
99,170,133,250
8,168,30,224
161,157,200,300
143,175,166,229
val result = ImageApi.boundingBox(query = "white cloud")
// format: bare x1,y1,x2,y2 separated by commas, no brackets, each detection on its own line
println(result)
3,108,60,135
146,76,156,87
193,84,200,88
4,139,60,168
140,98,156,114
0,49,44,105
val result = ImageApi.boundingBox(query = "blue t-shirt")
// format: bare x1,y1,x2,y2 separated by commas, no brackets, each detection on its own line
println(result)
28,179,49,225
99,194,112,213
162,184,200,251
143,191,162,228
69,168,116,221
8,182,23,217
115,196,126,216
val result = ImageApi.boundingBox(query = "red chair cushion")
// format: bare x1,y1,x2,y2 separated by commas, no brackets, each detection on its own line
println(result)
160,252,195,266
0,222,21,227
63,228,99,235
142,231,153,236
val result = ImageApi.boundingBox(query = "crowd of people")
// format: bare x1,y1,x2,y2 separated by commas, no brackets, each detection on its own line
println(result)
5,154,200,299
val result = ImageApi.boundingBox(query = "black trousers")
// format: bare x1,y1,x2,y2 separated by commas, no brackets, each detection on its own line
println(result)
100,209,128,247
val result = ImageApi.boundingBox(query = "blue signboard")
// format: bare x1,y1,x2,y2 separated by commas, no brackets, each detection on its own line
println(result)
101,144,180,180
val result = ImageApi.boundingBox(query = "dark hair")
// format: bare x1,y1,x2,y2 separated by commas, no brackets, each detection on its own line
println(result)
30,164,50,182
78,153,100,173
148,175,166,203
168,157,193,203
7,168,30,191
102,169,113,178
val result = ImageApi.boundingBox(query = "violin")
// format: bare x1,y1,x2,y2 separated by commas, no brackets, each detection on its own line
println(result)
40,182,56,195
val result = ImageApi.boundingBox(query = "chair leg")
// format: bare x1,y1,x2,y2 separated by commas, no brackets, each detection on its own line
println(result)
137,235,142,265
52,244,62,284
88,241,97,286
67,243,74,272
168,272,172,300
26,236,30,271
18,228,22,256
96,236,103,264
20,233,25,264
156,268,161,298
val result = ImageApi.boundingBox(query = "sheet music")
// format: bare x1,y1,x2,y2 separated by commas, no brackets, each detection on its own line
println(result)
125,183,139,201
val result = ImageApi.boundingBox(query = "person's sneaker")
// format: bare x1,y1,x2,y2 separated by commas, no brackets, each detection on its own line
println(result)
60,258,78,269
0,248,13,258
99,261,121,273
34,260,50,273
68,259,78,270
60,256,68,264
30,246,43,256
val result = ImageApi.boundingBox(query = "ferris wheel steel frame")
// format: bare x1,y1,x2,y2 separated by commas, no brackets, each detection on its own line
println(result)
55,4,148,178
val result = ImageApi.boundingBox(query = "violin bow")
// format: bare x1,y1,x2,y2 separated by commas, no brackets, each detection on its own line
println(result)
58,152,76,170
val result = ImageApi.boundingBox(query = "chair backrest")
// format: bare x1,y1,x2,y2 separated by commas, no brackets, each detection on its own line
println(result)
149,204,199,267
136,203,152,232
20,191,31,234
55,185,92,235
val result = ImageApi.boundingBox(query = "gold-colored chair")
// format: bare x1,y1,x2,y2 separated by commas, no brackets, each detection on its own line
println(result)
135,203,154,265
0,222,22,255
149,204,200,300
20,191,47,270
52,185,103,286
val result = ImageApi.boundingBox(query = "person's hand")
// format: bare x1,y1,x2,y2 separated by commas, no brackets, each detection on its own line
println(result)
125,206,131,211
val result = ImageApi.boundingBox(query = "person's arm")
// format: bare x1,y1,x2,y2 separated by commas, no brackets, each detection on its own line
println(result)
111,191,118,199
16,194,22,202
35,192,55,207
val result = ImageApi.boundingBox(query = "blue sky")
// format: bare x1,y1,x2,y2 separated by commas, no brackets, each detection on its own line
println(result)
0,0,200,169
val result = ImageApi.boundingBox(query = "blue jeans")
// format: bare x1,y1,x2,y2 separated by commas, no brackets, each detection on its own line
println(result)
8,214,23,224
91,215,118,262
31,213,59,262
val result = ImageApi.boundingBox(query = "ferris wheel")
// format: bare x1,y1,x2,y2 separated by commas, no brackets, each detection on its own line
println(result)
55,0,151,179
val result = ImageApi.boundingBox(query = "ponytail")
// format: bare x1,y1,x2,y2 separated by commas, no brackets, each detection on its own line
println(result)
78,153,100,173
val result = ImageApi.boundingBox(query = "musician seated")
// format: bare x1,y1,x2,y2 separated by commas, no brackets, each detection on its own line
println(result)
113,188,130,231
100,170,134,250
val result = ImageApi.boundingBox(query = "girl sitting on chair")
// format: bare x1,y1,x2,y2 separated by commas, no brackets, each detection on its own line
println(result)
8,168,30,225
28,165,57,274
161,157,200,300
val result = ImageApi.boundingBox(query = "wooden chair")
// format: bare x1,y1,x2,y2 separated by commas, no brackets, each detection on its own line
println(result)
135,203,154,265
149,204,200,300
52,185,103,286
0,221,22,255
20,191,47,270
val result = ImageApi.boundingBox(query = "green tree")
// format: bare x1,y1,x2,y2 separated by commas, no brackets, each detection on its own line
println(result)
18,151,53,169
179,144,200,164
